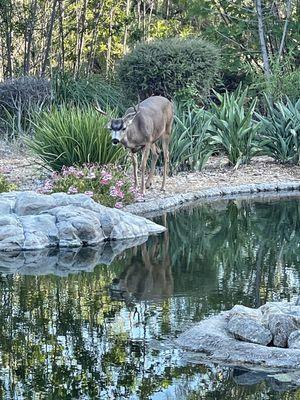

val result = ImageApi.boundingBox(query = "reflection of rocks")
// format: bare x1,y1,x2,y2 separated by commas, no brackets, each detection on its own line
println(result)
232,369,298,392
177,302,300,369
0,236,148,276
0,191,166,251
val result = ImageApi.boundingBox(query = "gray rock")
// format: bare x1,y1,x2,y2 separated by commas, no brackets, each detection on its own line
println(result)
267,314,297,348
227,314,272,345
288,330,300,349
0,191,166,251
177,302,300,370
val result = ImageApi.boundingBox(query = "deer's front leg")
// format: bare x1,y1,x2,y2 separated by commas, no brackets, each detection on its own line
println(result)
131,152,138,188
141,145,150,195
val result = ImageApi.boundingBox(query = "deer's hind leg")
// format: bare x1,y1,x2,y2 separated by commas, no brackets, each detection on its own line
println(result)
161,126,172,192
141,144,150,195
146,143,160,189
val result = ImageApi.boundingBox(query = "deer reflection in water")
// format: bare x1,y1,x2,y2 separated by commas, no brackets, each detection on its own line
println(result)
109,216,173,303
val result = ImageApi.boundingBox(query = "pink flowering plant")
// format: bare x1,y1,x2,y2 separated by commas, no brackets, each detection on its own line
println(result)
37,164,143,208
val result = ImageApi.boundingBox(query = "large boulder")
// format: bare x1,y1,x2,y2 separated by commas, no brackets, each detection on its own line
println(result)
176,302,300,369
288,330,300,349
227,314,272,345
0,191,166,251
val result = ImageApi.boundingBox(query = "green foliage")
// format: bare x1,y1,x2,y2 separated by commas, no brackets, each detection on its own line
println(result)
38,164,136,208
117,37,220,101
170,104,213,174
52,73,126,112
0,174,16,192
27,106,126,171
252,59,300,105
209,87,261,167
257,96,300,165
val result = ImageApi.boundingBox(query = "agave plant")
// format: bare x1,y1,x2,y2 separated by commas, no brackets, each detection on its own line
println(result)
170,104,213,174
27,106,126,171
209,87,261,168
257,96,300,165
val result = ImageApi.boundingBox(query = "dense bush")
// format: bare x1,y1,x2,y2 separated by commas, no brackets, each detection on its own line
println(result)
52,73,126,111
117,37,220,102
0,76,51,136
27,106,126,171
209,87,260,167
257,96,300,165
37,164,142,208
170,104,213,173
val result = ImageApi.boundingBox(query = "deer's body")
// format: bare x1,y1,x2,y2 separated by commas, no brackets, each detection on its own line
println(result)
96,96,173,195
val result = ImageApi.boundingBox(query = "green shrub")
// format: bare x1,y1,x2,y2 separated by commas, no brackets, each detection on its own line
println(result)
170,104,213,174
37,164,140,208
257,96,300,165
52,73,126,112
251,59,300,105
209,87,261,168
27,106,126,171
117,37,220,102
0,174,16,192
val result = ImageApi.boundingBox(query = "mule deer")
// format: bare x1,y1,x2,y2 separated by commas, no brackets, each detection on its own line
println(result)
95,96,173,195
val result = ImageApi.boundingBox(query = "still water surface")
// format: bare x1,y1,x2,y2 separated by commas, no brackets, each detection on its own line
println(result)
0,196,300,399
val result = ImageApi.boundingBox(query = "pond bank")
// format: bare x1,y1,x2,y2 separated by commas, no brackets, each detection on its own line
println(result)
1,142,300,216
124,181,300,217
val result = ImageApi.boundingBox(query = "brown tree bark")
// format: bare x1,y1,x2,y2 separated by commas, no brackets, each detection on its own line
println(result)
87,1,103,73
41,0,58,77
23,0,38,75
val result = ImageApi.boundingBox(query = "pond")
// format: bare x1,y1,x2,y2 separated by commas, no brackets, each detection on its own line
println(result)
0,196,300,399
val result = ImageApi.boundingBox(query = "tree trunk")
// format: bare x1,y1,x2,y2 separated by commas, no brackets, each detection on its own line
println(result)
1,0,14,78
106,7,115,74
278,0,292,59
87,1,104,74
41,0,58,77
254,0,272,78
123,0,131,54
74,0,88,77
58,0,65,72
24,0,38,75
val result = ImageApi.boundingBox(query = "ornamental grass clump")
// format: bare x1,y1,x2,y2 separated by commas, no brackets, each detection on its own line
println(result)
27,106,126,171
37,164,143,208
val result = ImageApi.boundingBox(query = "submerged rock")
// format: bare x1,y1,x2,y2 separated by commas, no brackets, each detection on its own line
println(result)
0,191,166,251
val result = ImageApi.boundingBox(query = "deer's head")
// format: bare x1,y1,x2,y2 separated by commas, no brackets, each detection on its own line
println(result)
94,102,140,146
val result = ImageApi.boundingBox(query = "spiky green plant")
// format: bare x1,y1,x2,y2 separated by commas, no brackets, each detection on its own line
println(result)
257,96,300,165
27,106,126,171
209,87,261,168
170,104,213,174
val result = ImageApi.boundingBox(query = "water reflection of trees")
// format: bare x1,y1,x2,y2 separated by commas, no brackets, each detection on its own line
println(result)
0,198,299,398
164,198,300,313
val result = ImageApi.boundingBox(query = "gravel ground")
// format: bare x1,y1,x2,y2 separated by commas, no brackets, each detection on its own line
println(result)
1,141,300,199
